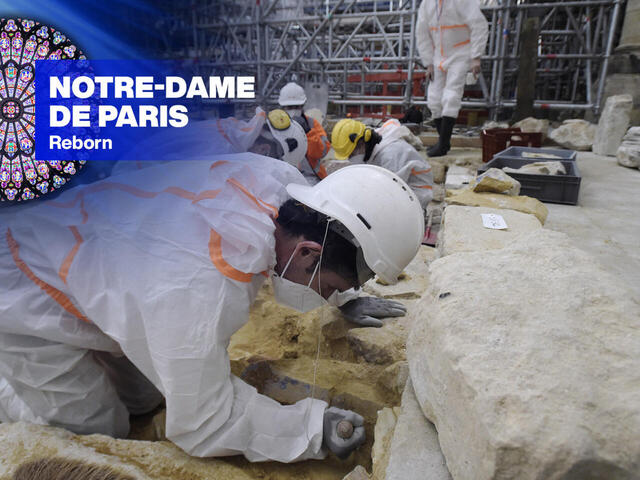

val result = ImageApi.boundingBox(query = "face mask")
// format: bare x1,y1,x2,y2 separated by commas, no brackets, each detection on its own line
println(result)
271,245,327,313
350,153,365,164
285,107,303,118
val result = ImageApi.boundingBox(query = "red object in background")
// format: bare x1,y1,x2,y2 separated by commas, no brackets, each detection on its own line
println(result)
481,128,543,163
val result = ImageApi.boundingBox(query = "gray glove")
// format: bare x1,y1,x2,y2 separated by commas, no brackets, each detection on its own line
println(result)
322,407,366,459
339,296,407,328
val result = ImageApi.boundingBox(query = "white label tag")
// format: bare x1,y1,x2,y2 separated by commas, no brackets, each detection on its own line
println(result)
481,213,508,230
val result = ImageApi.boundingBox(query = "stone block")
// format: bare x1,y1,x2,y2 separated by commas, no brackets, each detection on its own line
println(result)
593,94,633,156
549,119,596,151
445,189,548,224
408,229,640,480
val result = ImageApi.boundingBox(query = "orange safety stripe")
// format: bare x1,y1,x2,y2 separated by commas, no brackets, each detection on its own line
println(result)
6,228,90,323
210,160,229,170
414,185,433,189
439,61,445,72
58,226,83,285
453,39,470,48
192,189,221,204
441,24,468,30
217,119,237,150
411,167,432,176
208,228,253,283
227,178,279,218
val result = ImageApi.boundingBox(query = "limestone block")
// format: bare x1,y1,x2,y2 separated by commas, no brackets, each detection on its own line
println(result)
617,144,640,169
503,160,566,176
593,94,633,156
616,127,640,169
408,229,640,480
0,422,254,480
445,165,475,190
347,322,407,365
385,380,452,480
371,407,401,480
445,189,548,224
439,205,542,256
512,117,550,140
472,168,521,195
549,119,596,151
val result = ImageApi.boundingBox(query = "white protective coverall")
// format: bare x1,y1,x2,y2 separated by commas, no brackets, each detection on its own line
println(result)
0,154,328,462
416,0,488,118
369,119,433,210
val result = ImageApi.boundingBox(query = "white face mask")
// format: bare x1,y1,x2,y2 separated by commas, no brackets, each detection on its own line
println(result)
271,245,327,313
285,107,303,118
350,153,365,164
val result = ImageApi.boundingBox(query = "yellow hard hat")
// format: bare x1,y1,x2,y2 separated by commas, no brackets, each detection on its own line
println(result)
331,119,372,160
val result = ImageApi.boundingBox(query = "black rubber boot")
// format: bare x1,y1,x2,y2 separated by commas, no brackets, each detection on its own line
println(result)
427,116,455,157
432,117,442,135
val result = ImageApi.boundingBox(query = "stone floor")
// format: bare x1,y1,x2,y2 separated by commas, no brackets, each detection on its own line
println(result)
544,152,640,301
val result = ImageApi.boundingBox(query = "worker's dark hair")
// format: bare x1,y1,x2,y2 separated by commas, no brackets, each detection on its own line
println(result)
13,458,134,480
277,199,359,285
364,129,381,162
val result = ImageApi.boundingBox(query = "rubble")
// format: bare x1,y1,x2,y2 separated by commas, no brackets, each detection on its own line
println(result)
385,380,451,480
592,94,633,156
370,407,400,480
445,189,548,224
438,205,542,256
408,229,640,480
472,168,521,195
549,119,596,151
616,127,640,169
503,160,566,175
512,117,550,140
444,165,475,190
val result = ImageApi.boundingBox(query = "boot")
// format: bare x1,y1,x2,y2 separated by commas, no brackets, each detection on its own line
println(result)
427,116,455,157
432,117,442,135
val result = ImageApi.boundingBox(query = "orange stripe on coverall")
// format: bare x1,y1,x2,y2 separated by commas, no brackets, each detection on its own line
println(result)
208,228,254,283
411,168,432,176
453,39,470,48
414,185,433,189
58,226,83,285
227,178,279,218
6,228,91,323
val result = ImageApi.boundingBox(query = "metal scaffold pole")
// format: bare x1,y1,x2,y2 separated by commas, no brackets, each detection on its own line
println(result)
168,0,626,118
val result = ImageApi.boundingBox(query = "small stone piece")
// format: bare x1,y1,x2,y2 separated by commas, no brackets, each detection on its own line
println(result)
592,94,633,156
343,465,371,480
503,160,566,176
337,420,354,439
472,168,521,195
549,119,596,151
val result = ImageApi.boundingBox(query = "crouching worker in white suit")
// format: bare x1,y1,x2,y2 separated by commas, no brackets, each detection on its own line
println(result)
416,0,488,157
0,155,423,462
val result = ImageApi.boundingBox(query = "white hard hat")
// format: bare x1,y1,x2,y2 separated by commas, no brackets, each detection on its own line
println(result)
266,109,308,167
286,165,424,284
278,82,307,107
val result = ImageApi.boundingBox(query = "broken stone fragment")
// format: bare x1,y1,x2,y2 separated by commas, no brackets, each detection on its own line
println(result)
445,189,548,224
472,168,521,195
616,127,640,169
346,320,408,365
549,119,596,151
439,205,542,256
343,465,372,480
503,160,566,176
512,117,550,141
385,380,452,480
444,165,475,191
408,229,640,480
371,407,401,480
592,94,633,156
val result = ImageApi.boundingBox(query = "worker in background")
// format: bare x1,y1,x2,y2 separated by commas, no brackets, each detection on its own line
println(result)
416,0,488,157
331,118,434,212
0,156,423,462
278,82,332,184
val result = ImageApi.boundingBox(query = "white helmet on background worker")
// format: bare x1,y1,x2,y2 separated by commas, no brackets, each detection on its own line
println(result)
286,164,424,284
278,82,307,107
264,109,308,168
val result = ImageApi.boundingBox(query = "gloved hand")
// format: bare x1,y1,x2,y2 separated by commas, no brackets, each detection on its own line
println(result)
471,57,482,75
339,296,407,328
323,407,366,459
426,64,434,81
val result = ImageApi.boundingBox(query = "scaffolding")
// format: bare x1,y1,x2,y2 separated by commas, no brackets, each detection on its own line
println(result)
158,0,626,119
